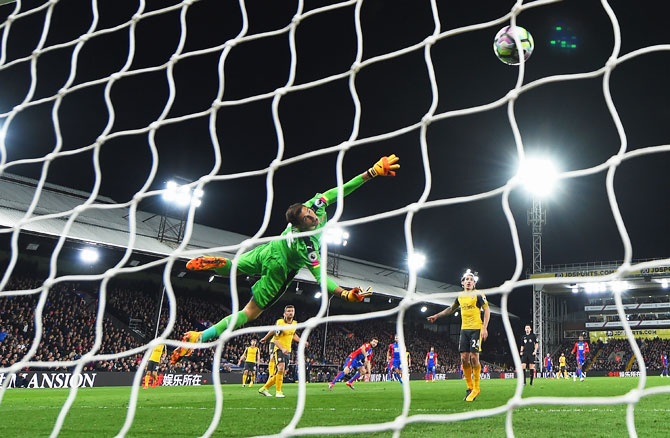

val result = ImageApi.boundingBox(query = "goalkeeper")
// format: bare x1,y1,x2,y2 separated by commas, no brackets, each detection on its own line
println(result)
171,155,400,363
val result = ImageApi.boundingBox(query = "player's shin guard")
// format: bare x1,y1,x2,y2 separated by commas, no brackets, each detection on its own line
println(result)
201,311,249,342
276,371,284,393
462,364,473,390
347,372,360,384
331,371,346,385
473,364,481,390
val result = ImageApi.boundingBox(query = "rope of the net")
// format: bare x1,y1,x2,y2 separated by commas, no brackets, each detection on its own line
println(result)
0,0,668,437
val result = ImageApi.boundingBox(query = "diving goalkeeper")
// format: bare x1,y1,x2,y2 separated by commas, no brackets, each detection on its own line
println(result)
171,155,400,363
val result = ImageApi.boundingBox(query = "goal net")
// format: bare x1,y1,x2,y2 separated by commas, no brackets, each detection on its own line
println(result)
0,0,669,437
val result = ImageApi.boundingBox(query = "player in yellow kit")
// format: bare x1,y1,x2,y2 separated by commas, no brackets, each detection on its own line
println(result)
143,343,166,389
238,338,260,387
258,305,308,398
558,352,568,379
427,269,490,402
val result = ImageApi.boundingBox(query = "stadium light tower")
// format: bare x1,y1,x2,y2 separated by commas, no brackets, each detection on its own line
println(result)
158,179,204,243
518,157,558,372
325,226,349,277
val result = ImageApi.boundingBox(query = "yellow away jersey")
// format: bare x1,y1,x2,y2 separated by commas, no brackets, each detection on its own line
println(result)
149,344,165,362
559,356,567,366
272,318,298,353
406,352,411,362
457,291,488,330
245,346,259,363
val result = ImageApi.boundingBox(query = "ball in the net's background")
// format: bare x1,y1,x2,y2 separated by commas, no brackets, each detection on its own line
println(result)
493,25,534,65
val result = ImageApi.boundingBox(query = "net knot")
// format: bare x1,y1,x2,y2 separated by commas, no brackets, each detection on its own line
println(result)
421,114,433,126
606,56,619,70
607,154,623,167
424,35,437,46
350,62,361,73
506,89,520,100
275,87,288,96
292,15,302,25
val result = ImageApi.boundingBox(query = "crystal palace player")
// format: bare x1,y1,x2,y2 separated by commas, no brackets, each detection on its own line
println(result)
571,334,589,381
520,324,538,385
661,352,668,377
329,338,378,390
544,353,554,379
427,269,490,402
170,155,399,363
425,347,438,382
387,335,405,384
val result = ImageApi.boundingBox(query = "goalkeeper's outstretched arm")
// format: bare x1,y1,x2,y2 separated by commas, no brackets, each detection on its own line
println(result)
319,154,400,206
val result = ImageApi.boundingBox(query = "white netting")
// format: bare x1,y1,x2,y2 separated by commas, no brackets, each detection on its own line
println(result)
0,0,669,437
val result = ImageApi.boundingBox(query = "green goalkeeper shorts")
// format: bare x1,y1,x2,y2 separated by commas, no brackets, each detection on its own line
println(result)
234,245,296,310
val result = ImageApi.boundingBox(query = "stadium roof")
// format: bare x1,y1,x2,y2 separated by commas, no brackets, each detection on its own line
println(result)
530,260,670,296
0,173,512,317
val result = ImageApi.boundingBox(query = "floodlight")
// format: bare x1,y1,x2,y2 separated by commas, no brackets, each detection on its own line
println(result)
324,227,349,246
80,248,99,263
163,180,204,208
314,292,322,299
420,306,427,313
662,279,669,289
517,157,558,197
408,252,426,271
208,275,215,283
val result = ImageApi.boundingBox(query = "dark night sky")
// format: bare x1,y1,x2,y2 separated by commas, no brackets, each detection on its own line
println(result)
0,0,668,322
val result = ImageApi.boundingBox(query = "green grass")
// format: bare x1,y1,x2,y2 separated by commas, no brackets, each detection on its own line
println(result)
1,377,669,437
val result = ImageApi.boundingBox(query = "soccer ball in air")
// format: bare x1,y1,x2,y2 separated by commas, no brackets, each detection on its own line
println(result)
493,25,534,65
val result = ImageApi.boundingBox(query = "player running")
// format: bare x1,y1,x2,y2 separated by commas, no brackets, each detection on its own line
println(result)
329,338,378,390
170,155,399,363
558,352,568,379
427,269,490,402
425,347,438,382
571,335,589,381
661,352,668,377
237,338,260,387
520,324,538,386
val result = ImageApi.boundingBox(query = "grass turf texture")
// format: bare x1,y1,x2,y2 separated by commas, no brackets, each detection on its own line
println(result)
0,377,668,437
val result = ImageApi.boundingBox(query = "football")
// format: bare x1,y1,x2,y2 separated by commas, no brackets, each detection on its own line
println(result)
493,25,534,65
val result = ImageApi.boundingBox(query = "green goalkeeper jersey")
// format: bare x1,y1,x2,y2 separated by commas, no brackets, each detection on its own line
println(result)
274,174,366,292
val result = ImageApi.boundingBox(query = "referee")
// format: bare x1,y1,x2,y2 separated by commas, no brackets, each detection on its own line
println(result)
520,324,538,385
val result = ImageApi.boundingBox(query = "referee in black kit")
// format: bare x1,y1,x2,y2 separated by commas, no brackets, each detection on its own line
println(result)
520,324,538,385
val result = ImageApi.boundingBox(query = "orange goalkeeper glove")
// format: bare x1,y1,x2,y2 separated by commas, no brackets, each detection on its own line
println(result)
340,287,373,302
367,154,400,178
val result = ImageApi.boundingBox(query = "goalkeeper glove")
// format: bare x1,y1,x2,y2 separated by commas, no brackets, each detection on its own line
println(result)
340,287,373,302
367,154,400,178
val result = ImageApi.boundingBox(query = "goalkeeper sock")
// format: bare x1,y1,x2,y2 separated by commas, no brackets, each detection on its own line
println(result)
332,371,345,385
347,372,360,384
201,311,249,342
276,370,284,392
463,364,473,390
473,364,481,390
530,369,534,385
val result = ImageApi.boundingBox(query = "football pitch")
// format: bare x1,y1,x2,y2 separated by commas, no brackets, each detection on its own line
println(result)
1,377,668,437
